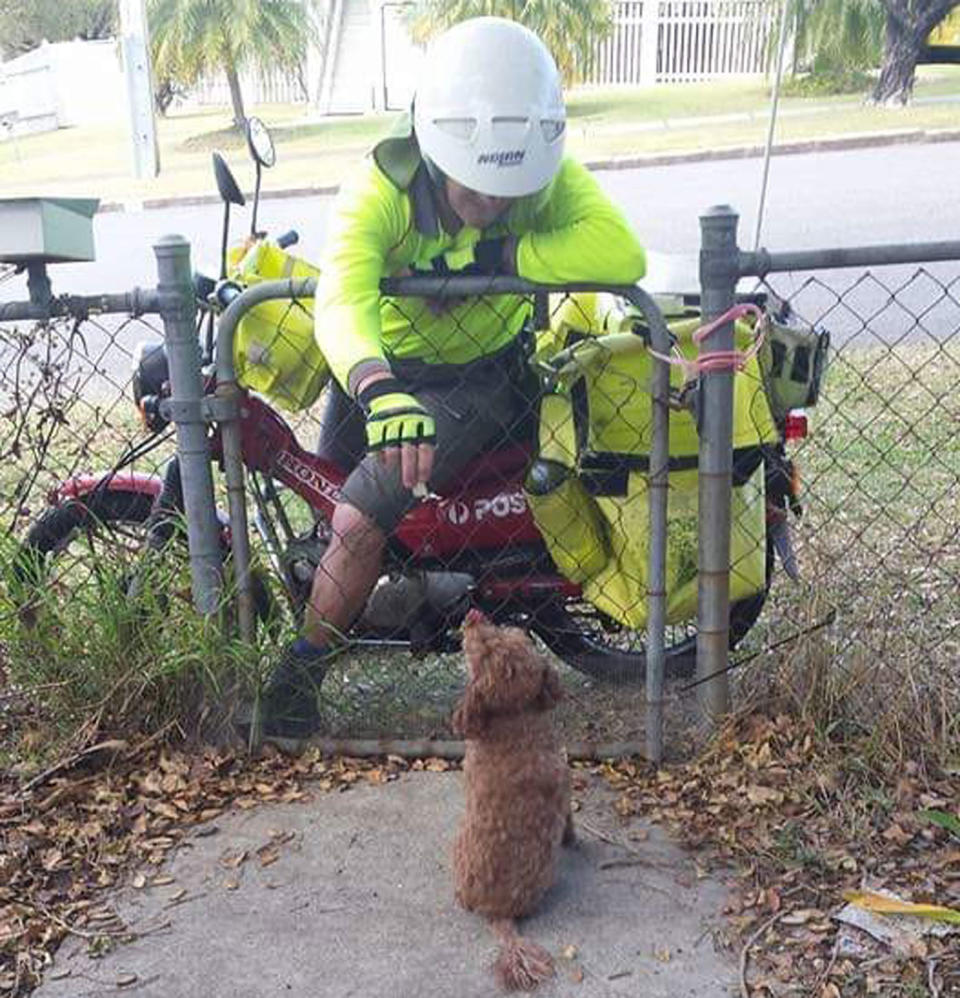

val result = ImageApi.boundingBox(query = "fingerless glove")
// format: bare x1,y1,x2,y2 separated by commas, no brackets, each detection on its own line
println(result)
358,379,436,451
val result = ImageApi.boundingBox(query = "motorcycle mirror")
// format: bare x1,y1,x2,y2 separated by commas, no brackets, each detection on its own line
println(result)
245,118,274,240
245,117,276,169
212,152,245,280
212,152,246,206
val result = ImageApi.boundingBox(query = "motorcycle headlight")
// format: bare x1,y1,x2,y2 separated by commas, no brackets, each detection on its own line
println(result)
132,341,170,406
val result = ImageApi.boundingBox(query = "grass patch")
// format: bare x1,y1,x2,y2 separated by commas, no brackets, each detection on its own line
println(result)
780,69,877,98
0,523,269,766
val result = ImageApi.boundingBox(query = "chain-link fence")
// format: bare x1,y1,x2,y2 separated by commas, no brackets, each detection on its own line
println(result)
212,274,676,758
740,260,960,745
2,225,958,763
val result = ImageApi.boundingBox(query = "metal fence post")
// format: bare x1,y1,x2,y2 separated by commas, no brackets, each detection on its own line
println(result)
697,206,740,720
154,234,223,615
644,301,671,765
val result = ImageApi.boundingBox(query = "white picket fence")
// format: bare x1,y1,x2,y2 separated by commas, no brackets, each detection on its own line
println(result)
587,0,776,86
189,69,306,107
659,0,776,81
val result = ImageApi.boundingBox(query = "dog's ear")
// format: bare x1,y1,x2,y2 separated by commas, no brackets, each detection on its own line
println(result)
534,663,564,710
451,686,488,737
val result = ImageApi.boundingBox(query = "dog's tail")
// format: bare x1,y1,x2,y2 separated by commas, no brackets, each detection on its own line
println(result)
490,918,554,991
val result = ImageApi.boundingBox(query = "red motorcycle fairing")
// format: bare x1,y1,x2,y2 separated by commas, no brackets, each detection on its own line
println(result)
233,390,547,561
47,470,233,536
48,471,163,506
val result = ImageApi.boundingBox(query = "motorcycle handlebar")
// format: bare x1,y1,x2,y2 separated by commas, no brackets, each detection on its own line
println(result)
276,229,299,249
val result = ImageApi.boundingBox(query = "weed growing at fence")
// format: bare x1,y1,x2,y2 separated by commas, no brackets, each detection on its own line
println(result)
0,528,269,765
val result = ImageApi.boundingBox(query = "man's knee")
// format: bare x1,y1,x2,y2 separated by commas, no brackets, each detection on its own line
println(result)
329,501,386,560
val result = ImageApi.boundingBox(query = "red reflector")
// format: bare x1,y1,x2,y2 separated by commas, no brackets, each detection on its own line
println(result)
784,410,808,441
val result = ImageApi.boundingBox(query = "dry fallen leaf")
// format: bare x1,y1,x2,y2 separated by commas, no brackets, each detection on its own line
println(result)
780,909,825,926
258,847,279,868
842,891,960,925
219,850,248,869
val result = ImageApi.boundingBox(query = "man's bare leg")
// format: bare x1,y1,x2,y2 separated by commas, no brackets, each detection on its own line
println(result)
304,501,386,645
258,501,385,736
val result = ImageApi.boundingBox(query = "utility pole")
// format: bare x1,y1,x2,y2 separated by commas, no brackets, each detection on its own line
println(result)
119,0,160,179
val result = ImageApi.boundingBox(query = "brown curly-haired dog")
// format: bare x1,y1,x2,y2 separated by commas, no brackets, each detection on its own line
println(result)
452,609,573,991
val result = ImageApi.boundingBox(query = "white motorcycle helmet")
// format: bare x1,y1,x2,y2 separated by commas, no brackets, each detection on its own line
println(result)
413,17,566,199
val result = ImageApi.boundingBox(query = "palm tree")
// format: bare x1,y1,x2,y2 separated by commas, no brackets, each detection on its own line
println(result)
148,0,318,128
406,0,615,85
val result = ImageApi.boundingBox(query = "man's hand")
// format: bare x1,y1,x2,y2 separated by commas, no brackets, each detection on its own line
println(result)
392,237,517,316
358,377,436,490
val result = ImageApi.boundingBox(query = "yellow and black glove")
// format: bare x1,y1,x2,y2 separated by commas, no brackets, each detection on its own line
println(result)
358,379,436,452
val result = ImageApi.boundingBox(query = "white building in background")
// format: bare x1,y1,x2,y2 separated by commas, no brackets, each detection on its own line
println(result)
0,39,127,137
317,0,423,113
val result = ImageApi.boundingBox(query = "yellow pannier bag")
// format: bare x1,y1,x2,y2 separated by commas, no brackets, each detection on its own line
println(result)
227,241,329,411
534,292,777,628
582,461,768,628
524,392,610,584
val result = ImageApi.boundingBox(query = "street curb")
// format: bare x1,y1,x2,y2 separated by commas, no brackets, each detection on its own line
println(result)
99,127,960,214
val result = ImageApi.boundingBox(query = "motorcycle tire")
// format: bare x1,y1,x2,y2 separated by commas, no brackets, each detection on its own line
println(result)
12,489,275,629
527,541,773,684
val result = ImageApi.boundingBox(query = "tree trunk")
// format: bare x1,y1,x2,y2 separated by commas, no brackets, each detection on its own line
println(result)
223,51,246,129
873,0,958,104
872,16,920,103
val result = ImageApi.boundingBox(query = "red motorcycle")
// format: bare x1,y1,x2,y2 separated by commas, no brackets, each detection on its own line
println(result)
14,121,802,683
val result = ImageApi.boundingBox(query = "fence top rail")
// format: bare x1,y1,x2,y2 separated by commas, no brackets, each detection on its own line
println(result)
0,288,162,324
742,241,960,277
213,275,672,385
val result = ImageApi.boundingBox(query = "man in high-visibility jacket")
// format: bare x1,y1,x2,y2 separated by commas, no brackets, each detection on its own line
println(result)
259,16,647,737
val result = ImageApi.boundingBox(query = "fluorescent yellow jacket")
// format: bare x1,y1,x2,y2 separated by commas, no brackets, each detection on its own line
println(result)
315,127,646,392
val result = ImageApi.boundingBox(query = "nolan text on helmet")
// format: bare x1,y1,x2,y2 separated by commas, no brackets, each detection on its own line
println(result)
477,150,526,168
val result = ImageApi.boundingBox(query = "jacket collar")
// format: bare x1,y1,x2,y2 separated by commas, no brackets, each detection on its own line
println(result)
371,114,440,238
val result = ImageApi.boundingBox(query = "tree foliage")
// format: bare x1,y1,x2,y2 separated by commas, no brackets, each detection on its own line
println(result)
406,0,615,84
147,0,317,126
0,0,116,58
787,0,886,75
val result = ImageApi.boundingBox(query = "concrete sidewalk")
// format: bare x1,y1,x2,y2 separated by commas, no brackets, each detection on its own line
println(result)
34,771,736,998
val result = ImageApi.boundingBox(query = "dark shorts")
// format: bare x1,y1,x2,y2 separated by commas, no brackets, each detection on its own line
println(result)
318,347,536,533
